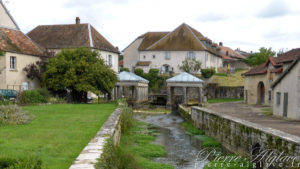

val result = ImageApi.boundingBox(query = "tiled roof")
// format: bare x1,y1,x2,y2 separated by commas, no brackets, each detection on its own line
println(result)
271,55,300,88
276,48,300,64
0,27,45,56
167,72,203,83
219,46,246,60
244,48,300,76
118,71,149,83
136,61,151,66
136,23,222,58
27,24,119,53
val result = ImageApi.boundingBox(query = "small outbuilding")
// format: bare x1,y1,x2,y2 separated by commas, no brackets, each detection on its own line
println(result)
114,71,149,105
166,72,204,111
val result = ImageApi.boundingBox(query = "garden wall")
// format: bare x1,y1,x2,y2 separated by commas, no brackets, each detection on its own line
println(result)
190,106,300,158
69,108,121,169
206,84,244,99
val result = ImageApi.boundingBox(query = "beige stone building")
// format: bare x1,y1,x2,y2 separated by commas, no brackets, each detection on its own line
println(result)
0,1,45,91
271,56,300,119
243,48,300,106
123,23,223,73
27,17,120,72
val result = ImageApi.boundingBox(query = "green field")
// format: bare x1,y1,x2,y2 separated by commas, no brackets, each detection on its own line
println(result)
207,98,244,103
0,103,116,169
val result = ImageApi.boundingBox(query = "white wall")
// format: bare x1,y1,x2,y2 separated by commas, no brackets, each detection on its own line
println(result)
273,61,300,119
0,2,18,29
138,51,222,73
123,38,143,72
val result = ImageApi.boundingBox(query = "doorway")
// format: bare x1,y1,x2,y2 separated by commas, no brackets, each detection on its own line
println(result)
257,82,265,105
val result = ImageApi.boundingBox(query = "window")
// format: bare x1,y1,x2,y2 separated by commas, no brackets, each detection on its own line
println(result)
268,90,272,101
165,52,170,60
143,55,146,59
276,92,281,106
10,56,16,69
186,51,195,59
106,55,113,66
153,55,156,59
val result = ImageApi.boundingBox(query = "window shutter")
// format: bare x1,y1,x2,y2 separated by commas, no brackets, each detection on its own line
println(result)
111,55,114,66
106,55,109,65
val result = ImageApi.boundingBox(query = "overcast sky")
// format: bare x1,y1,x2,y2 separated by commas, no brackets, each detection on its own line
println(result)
3,0,300,53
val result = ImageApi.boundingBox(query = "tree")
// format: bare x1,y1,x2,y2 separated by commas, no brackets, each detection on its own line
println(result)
178,58,202,73
0,50,5,56
43,48,117,103
244,47,276,66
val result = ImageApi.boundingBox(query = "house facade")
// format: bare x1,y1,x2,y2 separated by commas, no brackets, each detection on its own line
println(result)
243,48,300,106
0,1,44,91
271,56,300,119
123,23,223,73
27,17,119,72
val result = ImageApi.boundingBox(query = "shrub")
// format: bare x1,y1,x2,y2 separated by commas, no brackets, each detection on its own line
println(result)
17,90,48,105
134,68,144,77
0,105,30,125
49,97,67,104
201,68,216,78
36,88,51,103
120,67,129,72
0,156,42,169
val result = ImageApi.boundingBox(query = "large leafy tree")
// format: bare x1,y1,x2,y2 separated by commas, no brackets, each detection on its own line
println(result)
244,47,276,66
43,48,117,103
178,58,202,73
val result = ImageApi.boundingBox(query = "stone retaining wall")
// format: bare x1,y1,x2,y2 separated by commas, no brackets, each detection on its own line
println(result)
191,106,300,158
69,108,121,169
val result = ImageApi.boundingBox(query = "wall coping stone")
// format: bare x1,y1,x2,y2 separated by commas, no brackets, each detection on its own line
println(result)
69,108,121,169
192,106,300,144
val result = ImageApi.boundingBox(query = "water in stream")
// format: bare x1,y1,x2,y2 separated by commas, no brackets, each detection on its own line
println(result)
136,114,210,169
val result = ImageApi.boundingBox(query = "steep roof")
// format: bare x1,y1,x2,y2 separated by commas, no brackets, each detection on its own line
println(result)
271,55,300,88
167,72,203,83
146,23,207,51
118,71,149,83
0,1,20,30
0,27,45,56
138,32,169,51
27,24,119,53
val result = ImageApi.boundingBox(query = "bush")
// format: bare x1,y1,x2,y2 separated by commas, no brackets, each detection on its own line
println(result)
0,105,30,125
201,68,216,78
17,90,48,105
120,67,129,72
134,68,144,77
49,97,67,104
0,156,42,169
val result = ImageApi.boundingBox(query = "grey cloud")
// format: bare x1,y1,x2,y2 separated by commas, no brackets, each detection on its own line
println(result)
258,0,290,18
196,13,228,22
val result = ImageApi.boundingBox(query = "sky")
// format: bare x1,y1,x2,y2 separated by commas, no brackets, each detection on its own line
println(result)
3,0,300,53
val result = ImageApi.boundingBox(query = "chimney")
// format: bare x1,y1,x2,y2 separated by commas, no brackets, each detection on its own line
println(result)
76,17,80,24
219,42,223,46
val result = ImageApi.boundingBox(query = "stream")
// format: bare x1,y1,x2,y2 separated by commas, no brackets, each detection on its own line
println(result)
136,114,210,169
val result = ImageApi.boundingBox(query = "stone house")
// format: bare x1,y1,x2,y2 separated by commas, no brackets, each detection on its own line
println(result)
123,23,223,73
271,55,300,119
243,48,300,106
27,17,120,72
0,1,45,91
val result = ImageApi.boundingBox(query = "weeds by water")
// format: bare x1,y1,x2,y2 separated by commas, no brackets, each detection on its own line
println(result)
97,100,174,169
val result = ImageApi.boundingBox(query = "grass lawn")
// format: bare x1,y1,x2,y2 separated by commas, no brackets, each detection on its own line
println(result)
261,107,273,116
0,103,117,169
211,70,248,87
207,98,244,103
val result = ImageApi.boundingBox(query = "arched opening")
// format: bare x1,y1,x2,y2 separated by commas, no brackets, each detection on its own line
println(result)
257,82,265,105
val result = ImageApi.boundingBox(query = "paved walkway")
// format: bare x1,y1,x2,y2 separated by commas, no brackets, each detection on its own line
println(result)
206,102,300,137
